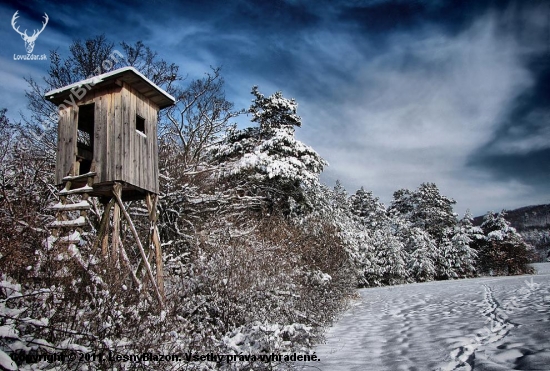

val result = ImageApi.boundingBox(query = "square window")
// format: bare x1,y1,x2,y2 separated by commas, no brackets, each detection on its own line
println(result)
136,114,146,135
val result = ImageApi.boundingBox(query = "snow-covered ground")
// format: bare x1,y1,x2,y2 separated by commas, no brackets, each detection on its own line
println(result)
303,263,550,371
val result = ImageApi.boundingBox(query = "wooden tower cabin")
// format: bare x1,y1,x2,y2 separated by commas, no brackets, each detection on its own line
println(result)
45,67,175,306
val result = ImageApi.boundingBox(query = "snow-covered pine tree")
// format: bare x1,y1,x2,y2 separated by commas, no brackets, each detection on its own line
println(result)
450,211,480,277
332,180,349,210
478,211,534,275
297,182,381,287
372,228,409,285
390,183,457,244
461,210,485,247
210,87,327,213
350,187,388,230
249,86,301,133
405,227,437,282
389,183,463,280
436,234,458,280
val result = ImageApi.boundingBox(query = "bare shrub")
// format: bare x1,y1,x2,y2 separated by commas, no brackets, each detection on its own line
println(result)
161,212,355,369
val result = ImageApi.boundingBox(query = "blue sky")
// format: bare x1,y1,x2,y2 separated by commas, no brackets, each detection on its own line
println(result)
1,0,549,216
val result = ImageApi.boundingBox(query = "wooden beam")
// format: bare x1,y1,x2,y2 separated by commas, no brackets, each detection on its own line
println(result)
102,223,110,258
112,183,121,267
112,184,164,308
92,197,114,256
117,237,142,289
134,249,152,280
147,193,165,300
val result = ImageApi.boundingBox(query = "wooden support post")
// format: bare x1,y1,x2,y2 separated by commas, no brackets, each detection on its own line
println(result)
135,250,152,280
92,198,114,256
118,239,142,289
112,183,122,267
146,193,165,300
74,159,81,177
112,187,164,308
102,225,110,258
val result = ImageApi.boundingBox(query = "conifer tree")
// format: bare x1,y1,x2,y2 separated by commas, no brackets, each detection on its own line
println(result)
478,211,533,275
451,211,480,277
332,180,349,210
390,183,457,243
350,187,388,230
405,227,437,282
436,236,458,279
373,228,409,285
249,86,301,133
211,87,326,212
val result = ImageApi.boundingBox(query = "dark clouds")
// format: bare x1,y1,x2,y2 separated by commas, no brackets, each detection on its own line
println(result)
468,54,550,191
1,0,549,214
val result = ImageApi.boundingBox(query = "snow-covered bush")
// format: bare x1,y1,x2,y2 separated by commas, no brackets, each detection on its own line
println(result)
164,213,355,354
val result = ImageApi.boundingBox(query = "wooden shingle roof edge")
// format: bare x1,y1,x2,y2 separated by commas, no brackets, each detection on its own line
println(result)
44,66,176,109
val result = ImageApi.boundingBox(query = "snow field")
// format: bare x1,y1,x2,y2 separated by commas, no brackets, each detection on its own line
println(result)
301,263,550,371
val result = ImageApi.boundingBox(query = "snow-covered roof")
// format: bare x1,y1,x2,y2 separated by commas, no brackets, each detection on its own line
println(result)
45,66,175,109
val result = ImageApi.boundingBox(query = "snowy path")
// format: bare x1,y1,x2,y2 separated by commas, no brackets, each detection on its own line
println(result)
303,264,550,371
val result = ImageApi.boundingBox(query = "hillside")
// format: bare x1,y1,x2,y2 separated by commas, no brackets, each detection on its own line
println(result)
474,204,550,261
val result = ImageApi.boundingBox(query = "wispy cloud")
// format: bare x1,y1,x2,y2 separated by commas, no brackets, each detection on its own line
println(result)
489,109,550,155
293,12,537,214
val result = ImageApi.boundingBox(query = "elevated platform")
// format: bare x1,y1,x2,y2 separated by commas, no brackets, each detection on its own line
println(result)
57,179,154,202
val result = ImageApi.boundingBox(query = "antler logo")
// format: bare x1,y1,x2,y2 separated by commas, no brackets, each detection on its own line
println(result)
11,11,49,54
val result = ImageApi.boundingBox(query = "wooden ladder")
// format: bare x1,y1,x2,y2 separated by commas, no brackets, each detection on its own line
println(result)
49,172,96,244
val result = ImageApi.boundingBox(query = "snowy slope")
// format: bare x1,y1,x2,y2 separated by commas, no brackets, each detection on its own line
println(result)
302,263,550,371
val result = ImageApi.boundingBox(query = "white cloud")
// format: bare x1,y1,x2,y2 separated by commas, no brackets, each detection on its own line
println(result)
295,12,538,215
490,109,550,154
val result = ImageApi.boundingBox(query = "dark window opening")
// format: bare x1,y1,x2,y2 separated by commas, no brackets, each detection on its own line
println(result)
77,103,95,175
136,114,146,135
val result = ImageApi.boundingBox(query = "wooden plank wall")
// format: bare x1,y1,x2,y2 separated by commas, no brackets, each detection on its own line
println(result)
54,83,159,194
55,106,77,184
94,90,108,186
118,83,159,194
